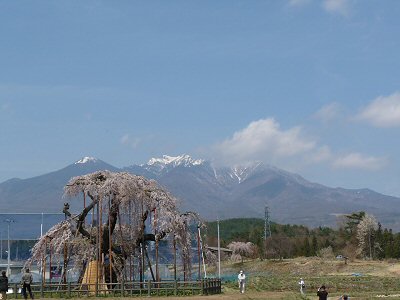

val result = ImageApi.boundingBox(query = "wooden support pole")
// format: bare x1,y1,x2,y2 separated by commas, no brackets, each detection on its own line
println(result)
154,208,159,282
140,201,145,285
95,200,99,296
197,225,201,280
108,196,112,284
83,191,86,224
173,236,177,281
49,241,52,283
147,279,151,297
63,243,67,284
43,237,47,286
128,202,133,282
99,197,103,291
144,247,155,282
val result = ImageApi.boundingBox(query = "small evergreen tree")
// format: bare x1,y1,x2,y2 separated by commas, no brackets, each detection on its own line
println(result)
303,237,311,257
311,235,318,256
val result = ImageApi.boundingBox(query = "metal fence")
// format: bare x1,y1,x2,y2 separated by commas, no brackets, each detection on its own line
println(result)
7,278,221,298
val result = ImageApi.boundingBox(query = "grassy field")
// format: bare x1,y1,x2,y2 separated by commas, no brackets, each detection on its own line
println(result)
40,257,400,299
207,256,400,299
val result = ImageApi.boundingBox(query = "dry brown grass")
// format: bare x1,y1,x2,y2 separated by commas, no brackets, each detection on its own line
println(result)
218,256,400,277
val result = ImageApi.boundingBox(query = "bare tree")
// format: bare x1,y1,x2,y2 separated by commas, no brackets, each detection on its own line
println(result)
28,171,201,283
267,234,292,259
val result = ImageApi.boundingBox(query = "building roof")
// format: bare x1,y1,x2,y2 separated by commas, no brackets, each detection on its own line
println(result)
206,246,233,253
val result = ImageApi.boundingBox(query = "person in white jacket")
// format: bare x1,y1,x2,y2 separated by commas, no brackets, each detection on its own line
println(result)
238,270,246,293
298,278,305,295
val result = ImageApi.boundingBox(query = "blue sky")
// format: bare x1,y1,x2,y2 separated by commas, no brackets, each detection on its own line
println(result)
1,1,399,197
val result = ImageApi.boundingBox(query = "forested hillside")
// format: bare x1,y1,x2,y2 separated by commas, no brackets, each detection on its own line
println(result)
205,213,400,260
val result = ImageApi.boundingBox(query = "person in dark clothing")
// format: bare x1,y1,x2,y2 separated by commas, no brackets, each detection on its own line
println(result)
21,268,34,300
317,285,328,300
0,271,9,300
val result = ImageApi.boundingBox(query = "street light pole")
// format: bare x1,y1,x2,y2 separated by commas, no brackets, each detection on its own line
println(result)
217,219,221,279
5,219,15,277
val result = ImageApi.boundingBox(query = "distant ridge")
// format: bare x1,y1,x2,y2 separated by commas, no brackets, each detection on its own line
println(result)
1,154,400,231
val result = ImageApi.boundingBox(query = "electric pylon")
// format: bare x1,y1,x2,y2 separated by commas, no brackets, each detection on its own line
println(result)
264,206,272,258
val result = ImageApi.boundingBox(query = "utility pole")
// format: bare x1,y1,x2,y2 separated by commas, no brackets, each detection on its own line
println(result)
264,206,272,259
41,213,44,237
217,219,221,279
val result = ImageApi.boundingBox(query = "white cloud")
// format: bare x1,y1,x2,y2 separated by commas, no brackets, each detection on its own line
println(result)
289,0,351,16
314,102,342,122
332,153,387,171
323,0,350,16
355,92,400,127
212,117,388,173
213,118,316,165
120,134,141,149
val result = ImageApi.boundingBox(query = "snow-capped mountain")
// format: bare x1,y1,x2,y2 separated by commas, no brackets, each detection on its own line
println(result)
0,156,118,213
125,155,400,229
75,156,98,164
1,154,400,233
136,155,308,187
141,154,205,175
135,155,268,184
220,162,264,184
147,154,204,167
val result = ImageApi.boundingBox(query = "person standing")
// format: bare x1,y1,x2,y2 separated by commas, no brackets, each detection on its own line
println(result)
317,285,328,300
238,270,246,293
0,271,8,300
21,268,34,300
298,278,305,295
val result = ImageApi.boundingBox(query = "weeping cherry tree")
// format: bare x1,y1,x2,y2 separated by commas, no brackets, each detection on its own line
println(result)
227,241,255,263
28,170,201,284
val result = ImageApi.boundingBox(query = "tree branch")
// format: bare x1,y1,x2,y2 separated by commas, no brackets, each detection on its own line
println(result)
76,192,98,242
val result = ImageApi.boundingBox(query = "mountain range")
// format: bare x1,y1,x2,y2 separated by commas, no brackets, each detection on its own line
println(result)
1,155,400,231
